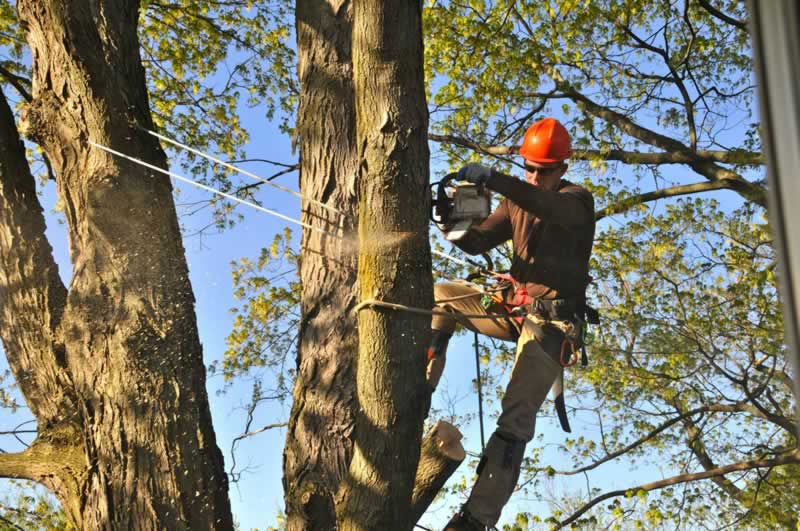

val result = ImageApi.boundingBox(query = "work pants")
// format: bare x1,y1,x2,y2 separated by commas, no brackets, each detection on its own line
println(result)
431,281,562,526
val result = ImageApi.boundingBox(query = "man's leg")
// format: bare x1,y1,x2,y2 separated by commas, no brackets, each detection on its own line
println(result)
427,281,516,390
455,319,562,528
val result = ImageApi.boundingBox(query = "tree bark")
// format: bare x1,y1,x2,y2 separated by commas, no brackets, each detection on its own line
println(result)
2,1,234,527
335,0,432,529
410,421,466,526
282,1,360,529
0,85,85,522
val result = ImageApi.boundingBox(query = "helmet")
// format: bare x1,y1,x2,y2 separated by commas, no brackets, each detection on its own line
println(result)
519,118,572,163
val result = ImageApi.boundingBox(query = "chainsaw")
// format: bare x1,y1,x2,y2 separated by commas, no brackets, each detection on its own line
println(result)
430,172,492,241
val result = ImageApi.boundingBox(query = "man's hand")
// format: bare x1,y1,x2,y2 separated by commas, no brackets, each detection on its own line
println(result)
458,162,492,184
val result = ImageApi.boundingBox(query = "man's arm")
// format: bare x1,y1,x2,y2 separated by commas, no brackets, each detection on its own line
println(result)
487,171,594,226
445,199,512,255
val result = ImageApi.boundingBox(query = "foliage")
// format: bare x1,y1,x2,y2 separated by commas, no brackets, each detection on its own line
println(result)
0,0,298,228
212,227,300,400
0,482,72,530
529,198,796,528
138,0,297,229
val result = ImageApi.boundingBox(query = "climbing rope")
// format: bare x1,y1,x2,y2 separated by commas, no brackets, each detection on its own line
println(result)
474,331,486,453
89,141,343,239
91,140,497,283
140,126,345,217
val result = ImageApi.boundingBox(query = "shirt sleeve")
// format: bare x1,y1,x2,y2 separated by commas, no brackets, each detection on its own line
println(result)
486,171,594,227
449,199,513,255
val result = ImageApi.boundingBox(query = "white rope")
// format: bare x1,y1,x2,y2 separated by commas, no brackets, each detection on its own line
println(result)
89,141,343,239
91,140,495,280
142,127,345,217
431,249,473,268
142,128,496,277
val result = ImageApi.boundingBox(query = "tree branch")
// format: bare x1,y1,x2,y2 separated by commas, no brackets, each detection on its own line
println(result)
0,66,32,102
536,406,711,477
697,0,747,31
677,408,746,502
596,180,743,220
0,426,83,492
428,133,763,165
557,450,800,528
544,69,767,206
0,86,73,425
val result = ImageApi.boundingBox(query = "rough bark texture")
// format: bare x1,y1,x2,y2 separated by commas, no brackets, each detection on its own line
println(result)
410,421,466,526
282,1,360,529
0,86,85,520
0,1,235,528
336,1,432,529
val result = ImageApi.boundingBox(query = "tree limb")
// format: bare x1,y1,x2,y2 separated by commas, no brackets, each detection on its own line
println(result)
0,66,32,102
596,180,743,220
536,406,711,477
544,70,767,206
677,408,746,502
0,86,73,425
0,426,83,494
697,0,747,31
557,450,800,528
428,133,763,165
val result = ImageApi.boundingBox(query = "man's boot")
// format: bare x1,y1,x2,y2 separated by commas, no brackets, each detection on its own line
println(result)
462,431,526,527
426,329,452,390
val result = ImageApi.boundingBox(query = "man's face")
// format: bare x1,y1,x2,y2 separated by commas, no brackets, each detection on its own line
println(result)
523,160,567,190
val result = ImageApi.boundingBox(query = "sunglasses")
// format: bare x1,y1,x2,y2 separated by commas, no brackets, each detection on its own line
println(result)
523,162,564,176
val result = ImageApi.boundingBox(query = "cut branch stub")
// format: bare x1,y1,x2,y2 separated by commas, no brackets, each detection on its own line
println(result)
410,421,466,527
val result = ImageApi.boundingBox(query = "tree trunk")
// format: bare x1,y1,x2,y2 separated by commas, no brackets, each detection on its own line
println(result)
282,1,360,529
0,1,234,527
335,0,432,529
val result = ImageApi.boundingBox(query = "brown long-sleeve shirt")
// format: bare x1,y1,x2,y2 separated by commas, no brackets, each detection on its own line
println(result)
452,171,595,300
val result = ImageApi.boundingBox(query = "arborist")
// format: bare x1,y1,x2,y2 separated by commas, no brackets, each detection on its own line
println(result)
427,117,596,531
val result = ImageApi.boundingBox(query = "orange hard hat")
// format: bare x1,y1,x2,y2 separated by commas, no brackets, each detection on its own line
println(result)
519,118,572,163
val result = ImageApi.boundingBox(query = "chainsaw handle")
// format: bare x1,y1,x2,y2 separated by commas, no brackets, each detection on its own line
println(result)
430,172,460,224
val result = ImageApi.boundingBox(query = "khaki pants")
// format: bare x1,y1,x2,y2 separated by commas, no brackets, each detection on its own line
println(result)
432,281,563,526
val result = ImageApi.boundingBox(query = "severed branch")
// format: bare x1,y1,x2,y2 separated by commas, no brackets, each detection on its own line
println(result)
411,421,466,527
557,450,800,528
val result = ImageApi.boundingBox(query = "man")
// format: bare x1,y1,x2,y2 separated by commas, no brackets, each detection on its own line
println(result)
428,117,595,530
